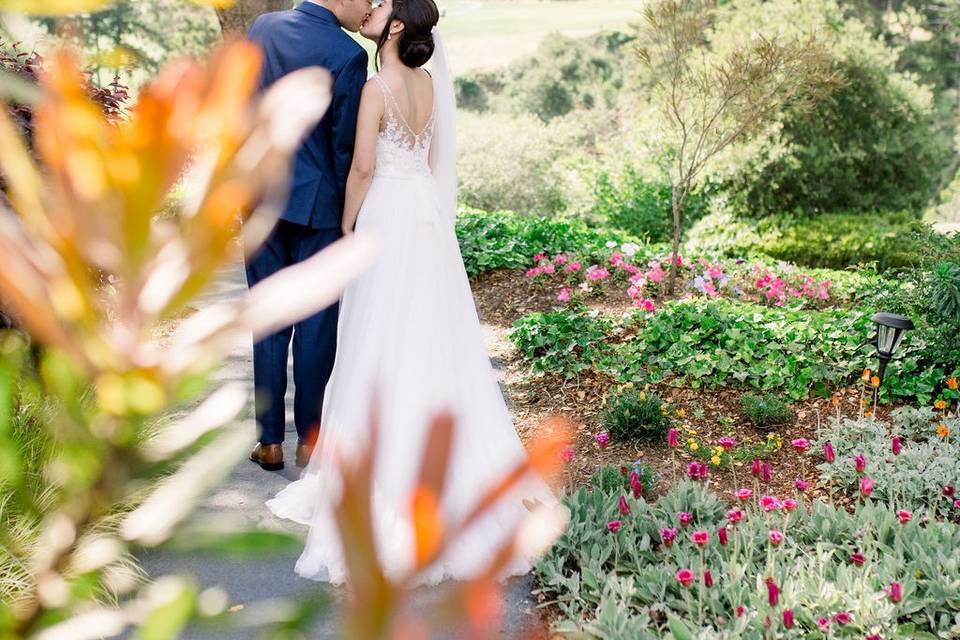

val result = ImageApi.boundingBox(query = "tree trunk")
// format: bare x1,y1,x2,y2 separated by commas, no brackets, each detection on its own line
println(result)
668,183,683,296
216,0,293,36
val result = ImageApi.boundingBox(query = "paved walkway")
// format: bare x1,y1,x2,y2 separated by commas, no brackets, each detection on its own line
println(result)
136,263,543,639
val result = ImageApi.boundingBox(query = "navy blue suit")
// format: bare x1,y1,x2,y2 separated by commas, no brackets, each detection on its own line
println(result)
246,2,368,446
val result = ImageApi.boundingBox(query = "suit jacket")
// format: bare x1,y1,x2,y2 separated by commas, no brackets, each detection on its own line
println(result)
248,2,368,229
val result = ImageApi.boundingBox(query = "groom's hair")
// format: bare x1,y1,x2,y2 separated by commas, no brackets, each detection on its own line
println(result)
376,0,439,69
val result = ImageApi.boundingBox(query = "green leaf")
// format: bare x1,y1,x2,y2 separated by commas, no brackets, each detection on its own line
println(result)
166,528,303,559
135,578,197,640
667,614,695,640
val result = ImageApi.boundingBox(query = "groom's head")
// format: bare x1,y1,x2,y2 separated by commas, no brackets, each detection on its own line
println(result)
317,0,372,33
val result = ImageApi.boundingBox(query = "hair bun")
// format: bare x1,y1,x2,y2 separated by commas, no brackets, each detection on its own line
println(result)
398,31,435,68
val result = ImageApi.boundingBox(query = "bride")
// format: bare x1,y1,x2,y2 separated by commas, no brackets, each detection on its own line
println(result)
267,0,559,585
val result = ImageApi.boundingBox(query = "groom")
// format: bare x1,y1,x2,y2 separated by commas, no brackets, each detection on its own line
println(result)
245,0,371,471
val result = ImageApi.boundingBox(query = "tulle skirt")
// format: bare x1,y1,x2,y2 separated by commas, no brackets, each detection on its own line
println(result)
266,173,559,586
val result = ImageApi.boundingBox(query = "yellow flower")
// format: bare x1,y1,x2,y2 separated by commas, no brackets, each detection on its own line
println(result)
864,410,873,418
947,376,958,391
711,455,722,466
690,442,700,451
638,391,645,400
871,376,880,388
935,400,947,410
861,368,872,382
676,408,686,418
625,382,634,389
713,446,724,454
937,423,950,438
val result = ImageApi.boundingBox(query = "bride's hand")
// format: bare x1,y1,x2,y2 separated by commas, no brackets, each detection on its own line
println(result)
341,223,354,237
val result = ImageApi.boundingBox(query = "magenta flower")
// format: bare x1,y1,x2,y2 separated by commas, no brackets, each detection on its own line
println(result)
768,530,784,546
834,611,851,626
944,485,956,497
791,438,810,453
736,488,753,502
675,568,694,588
783,609,794,629
607,520,622,533
687,461,708,480
667,428,679,448
718,526,729,546
782,498,798,512
817,617,830,631
619,495,630,516
762,462,771,482
855,453,867,474
955,498,960,509
850,552,865,566
691,530,710,547
533,252,545,263
892,435,902,455
635,298,656,312
766,577,779,606
751,458,761,477
889,581,903,603
586,265,610,281
735,605,746,618
823,441,836,463
557,287,571,303
718,437,736,451
560,446,575,463
794,479,809,493
896,509,912,524
860,475,875,497
759,495,782,512
595,432,610,449
678,511,694,528
727,509,744,525
867,636,882,640
563,260,581,274
554,253,568,265
542,263,555,274
660,527,678,547
703,570,713,588
629,471,643,498
525,266,543,278
610,252,624,267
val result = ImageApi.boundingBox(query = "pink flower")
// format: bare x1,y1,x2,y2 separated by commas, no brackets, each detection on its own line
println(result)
675,568,694,588
678,512,694,528
896,509,912,524
859,475,874,497
563,261,581,274
823,441,836,463
762,463,772,482
629,471,643,498
736,488,753,502
619,495,630,516
889,581,903,603
660,527,678,547
646,262,665,283
867,636,881,640
766,577,779,606
834,611,851,626
783,609,794,629
855,453,867,474
595,432,610,449
735,606,746,618
759,495,782,512
634,298,655,312
955,498,960,509
525,266,543,278
944,485,955,497
554,253,568,265
817,617,830,631
691,530,710,547
542,262,555,274
557,287,571,302
892,435,902,455
718,526,729,546
791,438,810,453
768,530,784,546
607,520,622,533
850,552,865,566
751,458,761,477
703,570,714,587
667,428,679,448
533,252,545,263
782,498,798,512
794,479,809,493
727,509,744,525
586,265,610,281
718,437,736,451
560,446,575,463
687,462,708,480
610,252,624,267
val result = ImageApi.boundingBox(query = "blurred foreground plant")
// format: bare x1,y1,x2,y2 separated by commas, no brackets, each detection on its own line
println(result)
0,38,381,639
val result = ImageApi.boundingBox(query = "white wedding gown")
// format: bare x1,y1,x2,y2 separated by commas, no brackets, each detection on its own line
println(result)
266,70,559,586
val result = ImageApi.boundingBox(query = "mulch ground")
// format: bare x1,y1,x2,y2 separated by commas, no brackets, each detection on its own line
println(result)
471,267,895,506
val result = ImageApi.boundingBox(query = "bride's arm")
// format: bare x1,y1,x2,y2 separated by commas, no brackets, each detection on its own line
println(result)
341,81,384,236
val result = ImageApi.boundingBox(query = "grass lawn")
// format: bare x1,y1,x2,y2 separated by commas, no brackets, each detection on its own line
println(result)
354,0,643,74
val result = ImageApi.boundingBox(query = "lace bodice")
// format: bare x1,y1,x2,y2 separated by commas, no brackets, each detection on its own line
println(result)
372,74,435,178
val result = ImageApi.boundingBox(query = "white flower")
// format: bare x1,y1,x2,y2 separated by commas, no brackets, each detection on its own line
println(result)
621,242,640,257
605,240,618,248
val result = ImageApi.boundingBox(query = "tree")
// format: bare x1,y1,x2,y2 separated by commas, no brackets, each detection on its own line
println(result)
216,0,292,35
637,0,837,294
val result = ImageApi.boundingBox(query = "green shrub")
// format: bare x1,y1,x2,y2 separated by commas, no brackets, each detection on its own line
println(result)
508,307,615,379
685,209,927,271
537,471,960,638
740,393,793,430
601,386,672,442
594,166,711,243
591,462,656,497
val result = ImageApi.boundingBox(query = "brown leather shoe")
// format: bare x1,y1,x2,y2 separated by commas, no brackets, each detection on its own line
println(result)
250,443,283,471
295,441,315,468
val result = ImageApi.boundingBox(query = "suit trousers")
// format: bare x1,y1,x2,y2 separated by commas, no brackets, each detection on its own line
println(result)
245,220,341,446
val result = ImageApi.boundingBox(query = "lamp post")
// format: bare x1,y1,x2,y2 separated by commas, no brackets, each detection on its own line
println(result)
870,312,914,396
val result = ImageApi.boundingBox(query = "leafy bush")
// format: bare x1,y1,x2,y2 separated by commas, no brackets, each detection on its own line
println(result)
592,462,657,498
594,166,712,243
601,385,672,442
537,470,960,638
509,307,615,379
685,209,927,271
711,0,950,216
740,393,793,430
